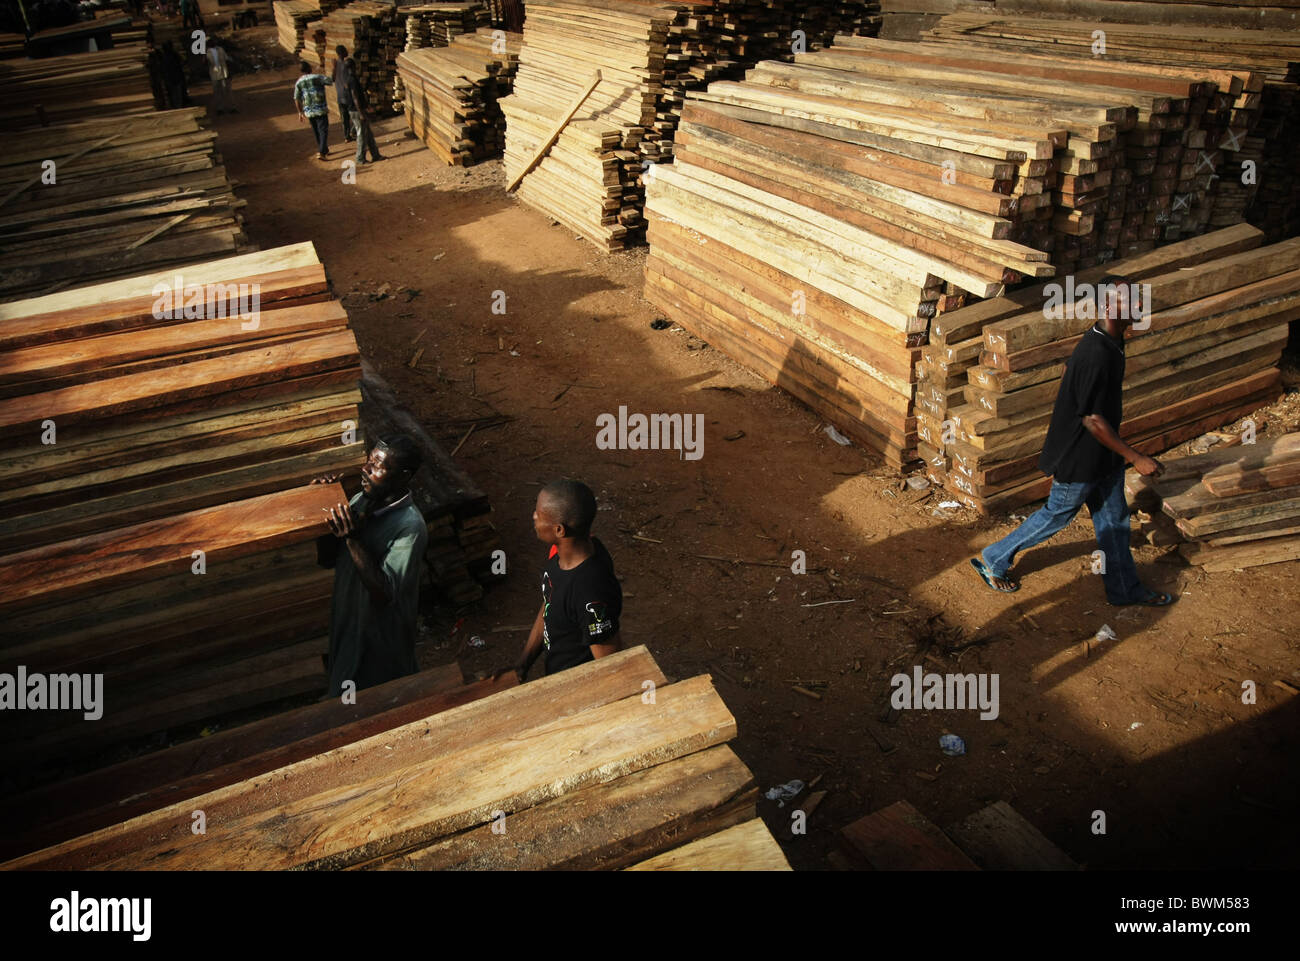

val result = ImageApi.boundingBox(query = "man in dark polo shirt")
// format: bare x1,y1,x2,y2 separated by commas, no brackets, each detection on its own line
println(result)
314,434,429,696
514,479,623,680
970,276,1175,606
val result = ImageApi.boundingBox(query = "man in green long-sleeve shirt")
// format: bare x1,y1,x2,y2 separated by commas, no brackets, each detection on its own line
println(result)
314,434,428,697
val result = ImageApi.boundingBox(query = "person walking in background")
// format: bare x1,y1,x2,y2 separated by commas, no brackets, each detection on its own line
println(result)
293,61,331,160
343,53,384,164
159,41,188,109
207,40,234,114
333,45,356,143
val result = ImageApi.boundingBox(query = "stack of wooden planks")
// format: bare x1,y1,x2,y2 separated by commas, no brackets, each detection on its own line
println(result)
644,50,1067,465
502,0,675,249
274,0,342,55
926,13,1300,244
501,0,883,250
923,226,1299,513
304,0,406,116
397,27,522,163
0,47,156,130
5,648,792,871
0,109,251,300
0,663,515,862
401,2,490,50
0,244,365,766
1127,433,1300,572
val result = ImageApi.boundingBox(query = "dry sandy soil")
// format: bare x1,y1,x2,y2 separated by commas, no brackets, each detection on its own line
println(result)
205,28,1299,869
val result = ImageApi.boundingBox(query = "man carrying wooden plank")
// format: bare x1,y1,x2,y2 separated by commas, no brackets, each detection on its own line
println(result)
512,480,623,681
970,278,1175,606
294,61,332,160
314,435,429,697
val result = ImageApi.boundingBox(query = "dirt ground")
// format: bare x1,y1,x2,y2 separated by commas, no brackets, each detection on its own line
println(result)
207,28,1299,870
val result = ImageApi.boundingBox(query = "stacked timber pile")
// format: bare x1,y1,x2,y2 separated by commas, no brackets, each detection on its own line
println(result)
396,27,522,163
502,0,675,250
927,13,1300,243
275,0,337,55
5,649,792,871
0,33,25,58
923,226,1298,513
644,0,883,166
0,244,363,769
0,109,250,300
400,2,488,50
0,47,155,130
304,0,405,115
501,1,882,250
644,54,1067,465
1127,434,1300,572
0,664,515,861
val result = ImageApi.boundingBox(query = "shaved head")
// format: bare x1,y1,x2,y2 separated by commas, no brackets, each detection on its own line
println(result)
539,479,597,538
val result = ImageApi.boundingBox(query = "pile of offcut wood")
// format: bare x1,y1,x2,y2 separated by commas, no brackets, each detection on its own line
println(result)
926,13,1300,244
397,27,522,163
0,244,362,768
401,2,489,50
0,109,250,300
1128,434,1300,572
5,648,791,871
921,225,1298,513
0,47,156,130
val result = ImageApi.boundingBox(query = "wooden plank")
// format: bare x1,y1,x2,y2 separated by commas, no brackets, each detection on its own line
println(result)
946,801,1078,871
626,818,792,871
842,800,980,870
7,647,671,870
374,744,757,871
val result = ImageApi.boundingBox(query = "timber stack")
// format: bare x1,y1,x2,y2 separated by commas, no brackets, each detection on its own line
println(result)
0,109,251,300
923,226,1298,513
397,28,522,163
0,244,361,770
1127,433,1300,572
304,1,406,115
926,13,1300,243
1,47,155,130
501,0,882,250
4,648,792,872
274,0,345,56
401,2,490,50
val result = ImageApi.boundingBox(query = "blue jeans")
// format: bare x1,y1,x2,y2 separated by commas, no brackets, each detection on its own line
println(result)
982,468,1144,604
309,114,329,155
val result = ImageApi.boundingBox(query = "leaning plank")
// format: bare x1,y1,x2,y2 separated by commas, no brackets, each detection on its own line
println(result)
7,646,669,870
626,818,792,871
372,744,757,871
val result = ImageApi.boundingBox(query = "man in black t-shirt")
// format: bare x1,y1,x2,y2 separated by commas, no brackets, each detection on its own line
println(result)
970,276,1175,607
514,479,623,680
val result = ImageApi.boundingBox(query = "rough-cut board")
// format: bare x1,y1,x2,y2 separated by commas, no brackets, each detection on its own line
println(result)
946,801,1079,871
372,744,757,871
626,818,792,871
8,647,670,870
0,666,520,861
842,800,980,870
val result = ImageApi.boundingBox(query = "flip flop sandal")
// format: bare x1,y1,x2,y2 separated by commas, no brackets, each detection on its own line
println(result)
970,557,1020,593
1111,590,1175,607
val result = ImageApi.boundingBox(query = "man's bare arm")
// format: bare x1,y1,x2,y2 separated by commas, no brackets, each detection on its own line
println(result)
1082,414,1163,477
590,633,622,659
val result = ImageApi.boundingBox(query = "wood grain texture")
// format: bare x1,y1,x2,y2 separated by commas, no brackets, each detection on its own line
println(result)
627,818,791,871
